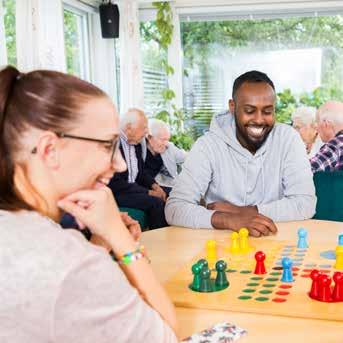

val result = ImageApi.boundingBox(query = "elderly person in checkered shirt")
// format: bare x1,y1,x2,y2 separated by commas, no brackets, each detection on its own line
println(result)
310,101,343,172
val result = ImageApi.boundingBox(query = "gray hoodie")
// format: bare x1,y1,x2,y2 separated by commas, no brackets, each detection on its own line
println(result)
165,112,317,229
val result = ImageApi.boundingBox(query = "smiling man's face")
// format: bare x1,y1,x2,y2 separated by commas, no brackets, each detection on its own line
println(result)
229,81,276,154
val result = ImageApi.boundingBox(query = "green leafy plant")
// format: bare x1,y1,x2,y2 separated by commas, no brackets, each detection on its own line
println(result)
276,86,343,124
150,2,195,150
3,0,16,66
153,1,174,49
276,88,297,124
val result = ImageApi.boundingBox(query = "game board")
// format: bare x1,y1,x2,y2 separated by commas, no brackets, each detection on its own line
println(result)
164,235,343,321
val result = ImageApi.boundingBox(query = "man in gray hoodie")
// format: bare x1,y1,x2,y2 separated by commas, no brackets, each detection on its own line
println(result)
165,71,316,237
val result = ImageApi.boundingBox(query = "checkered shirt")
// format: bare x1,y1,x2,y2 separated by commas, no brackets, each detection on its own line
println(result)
310,130,343,173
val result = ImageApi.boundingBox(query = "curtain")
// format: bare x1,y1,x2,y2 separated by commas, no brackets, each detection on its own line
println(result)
0,0,8,66
16,0,66,72
119,0,144,114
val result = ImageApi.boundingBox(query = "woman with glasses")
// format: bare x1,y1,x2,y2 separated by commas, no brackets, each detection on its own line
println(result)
0,66,178,342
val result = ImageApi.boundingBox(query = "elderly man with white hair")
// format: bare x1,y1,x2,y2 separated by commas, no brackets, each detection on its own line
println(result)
144,119,187,195
292,106,323,158
310,101,343,172
108,108,168,229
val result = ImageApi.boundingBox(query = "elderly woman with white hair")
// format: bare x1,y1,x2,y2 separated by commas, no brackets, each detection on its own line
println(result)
292,106,323,158
144,119,187,195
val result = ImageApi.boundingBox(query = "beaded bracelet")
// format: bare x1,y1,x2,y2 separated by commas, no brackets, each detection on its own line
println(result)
112,245,149,265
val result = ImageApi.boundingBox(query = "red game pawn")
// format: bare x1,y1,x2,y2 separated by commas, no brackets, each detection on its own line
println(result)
254,251,266,275
318,274,332,302
332,272,343,302
309,269,321,300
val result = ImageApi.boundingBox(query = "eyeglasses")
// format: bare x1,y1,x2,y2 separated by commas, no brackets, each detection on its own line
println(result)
31,132,120,162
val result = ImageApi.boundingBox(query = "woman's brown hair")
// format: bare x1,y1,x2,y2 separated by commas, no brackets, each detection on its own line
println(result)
0,66,106,211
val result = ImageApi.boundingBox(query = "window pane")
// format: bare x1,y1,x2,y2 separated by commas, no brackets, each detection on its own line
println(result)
181,15,343,136
3,0,16,65
140,21,168,115
63,7,90,80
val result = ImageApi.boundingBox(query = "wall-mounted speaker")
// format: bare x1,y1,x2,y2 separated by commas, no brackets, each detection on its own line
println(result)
99,2,120,39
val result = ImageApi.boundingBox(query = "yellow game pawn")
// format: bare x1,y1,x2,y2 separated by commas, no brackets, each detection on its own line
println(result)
206,239,217,261
239,228,250,254
229,232,240,254
334,245,343,270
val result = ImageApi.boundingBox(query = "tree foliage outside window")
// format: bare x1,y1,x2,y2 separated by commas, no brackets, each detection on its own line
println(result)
181,15,343,134
64,7,91,81
140,21,169,116
141,14,343,142
2,0,16,66
64,9,83,77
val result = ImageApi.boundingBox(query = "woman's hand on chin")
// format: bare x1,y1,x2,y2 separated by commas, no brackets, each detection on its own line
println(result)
57,187,134,252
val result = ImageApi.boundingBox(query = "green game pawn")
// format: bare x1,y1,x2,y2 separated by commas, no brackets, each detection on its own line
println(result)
190,263,202,291
197,258,208,270
215,260,229,289
200,267,212,292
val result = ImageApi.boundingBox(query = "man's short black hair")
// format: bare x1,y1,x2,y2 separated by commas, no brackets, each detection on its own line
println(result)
232,70,275,99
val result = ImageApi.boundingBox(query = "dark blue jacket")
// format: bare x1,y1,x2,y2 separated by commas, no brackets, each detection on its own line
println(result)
108,142,155,195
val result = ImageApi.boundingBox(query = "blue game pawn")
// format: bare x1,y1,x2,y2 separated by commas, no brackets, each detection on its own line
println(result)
339,234,343,246
281,257,294,283
297,228,308,249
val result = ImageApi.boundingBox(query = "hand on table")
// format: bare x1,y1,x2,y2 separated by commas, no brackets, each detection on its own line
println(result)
209,201,277,237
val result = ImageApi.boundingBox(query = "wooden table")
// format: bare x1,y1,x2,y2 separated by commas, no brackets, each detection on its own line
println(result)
141,220,343,342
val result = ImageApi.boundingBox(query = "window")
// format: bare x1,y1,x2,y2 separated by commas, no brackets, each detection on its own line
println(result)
63,4,91,81
181,14,343,136
2,0,16,65
140,20,168,116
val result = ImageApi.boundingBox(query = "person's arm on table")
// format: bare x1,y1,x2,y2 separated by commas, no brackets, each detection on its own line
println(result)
58,187,178,340
165,139,216,229
211,210,277,237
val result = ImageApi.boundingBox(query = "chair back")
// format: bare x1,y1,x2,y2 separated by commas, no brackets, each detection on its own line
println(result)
313,171,343,221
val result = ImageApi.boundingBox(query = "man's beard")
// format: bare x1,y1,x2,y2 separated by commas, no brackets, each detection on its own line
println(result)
234,115,273,151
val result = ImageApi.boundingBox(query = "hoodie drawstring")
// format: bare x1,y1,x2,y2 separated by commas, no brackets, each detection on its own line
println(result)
260,154,266,202
243,160,249,206
244,155,265,206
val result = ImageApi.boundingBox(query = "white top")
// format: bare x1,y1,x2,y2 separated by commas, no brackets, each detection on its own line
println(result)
157,142,187,187
308,136,323,159
0,210,177,343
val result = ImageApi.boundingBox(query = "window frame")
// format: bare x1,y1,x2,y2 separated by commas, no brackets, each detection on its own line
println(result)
63,0,94,82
